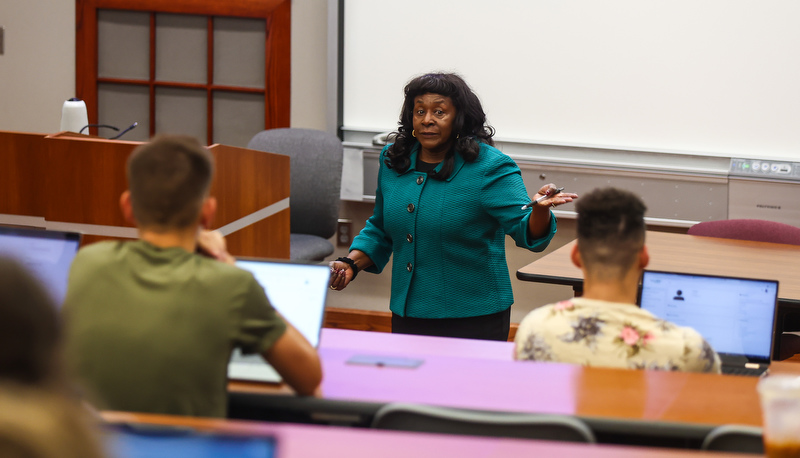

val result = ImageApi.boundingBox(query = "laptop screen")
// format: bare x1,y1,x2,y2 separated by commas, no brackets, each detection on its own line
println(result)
107,424,277,458
638,270,778,361
0,226,81,307
235,258,330,348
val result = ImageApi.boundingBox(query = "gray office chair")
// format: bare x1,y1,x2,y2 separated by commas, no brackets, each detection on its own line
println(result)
247,128,343,261
371,403,596,443
700,425,764,454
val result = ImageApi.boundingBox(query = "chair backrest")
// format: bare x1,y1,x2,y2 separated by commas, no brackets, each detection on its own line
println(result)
687,219,800,245
701,424,764,453
371,403,596,443
247,128,343,239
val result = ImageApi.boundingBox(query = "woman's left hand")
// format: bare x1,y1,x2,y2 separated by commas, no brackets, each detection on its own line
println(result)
533,184,578,210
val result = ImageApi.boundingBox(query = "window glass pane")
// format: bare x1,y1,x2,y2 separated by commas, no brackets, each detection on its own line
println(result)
98,10,150,80
213,17,265,88
97,84,150,142
213,91,265,148
155,87,207,144
155,13,207,84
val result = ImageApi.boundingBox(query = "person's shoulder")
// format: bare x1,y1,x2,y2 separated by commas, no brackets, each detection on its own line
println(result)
475,141,505,159
76,240,121,255
473,142,517,169
71,240,127,266
670,322,707,342
379,143,393,159
193,256,262,290
193,255,248,276
518,300,573,327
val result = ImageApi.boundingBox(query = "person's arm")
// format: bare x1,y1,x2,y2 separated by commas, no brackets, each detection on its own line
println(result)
527,184,577,239
196,230,236,265
329,249,374,291
328,146,391,291
683,330,722,374
262,321,322,396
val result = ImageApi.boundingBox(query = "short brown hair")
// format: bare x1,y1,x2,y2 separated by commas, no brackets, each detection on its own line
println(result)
575,187,647,280
126,135,214,230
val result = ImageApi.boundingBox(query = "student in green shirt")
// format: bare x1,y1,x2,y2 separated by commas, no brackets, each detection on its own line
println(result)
63,135,321,417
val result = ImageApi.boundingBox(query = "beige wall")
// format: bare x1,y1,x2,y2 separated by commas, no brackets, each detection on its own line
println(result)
0,0,76,133
0,0,330,133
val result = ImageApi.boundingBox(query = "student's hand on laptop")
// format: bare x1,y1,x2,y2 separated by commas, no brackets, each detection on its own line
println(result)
196,230,236,265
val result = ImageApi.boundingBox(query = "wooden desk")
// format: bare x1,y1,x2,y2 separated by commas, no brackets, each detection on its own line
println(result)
227,329,774,448
101,411,757,458
516,230,800,357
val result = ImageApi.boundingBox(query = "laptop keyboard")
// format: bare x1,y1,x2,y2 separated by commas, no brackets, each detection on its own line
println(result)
722,366,766,377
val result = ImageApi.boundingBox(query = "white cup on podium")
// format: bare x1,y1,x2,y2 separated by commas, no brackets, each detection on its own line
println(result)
60,98,89,134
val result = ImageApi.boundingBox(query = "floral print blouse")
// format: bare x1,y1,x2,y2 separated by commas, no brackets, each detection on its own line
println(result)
514,297,721,373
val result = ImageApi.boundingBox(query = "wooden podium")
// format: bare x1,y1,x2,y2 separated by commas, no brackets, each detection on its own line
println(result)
0,130,290,258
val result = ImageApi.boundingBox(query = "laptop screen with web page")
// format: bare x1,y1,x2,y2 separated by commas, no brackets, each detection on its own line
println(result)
638,270,778,361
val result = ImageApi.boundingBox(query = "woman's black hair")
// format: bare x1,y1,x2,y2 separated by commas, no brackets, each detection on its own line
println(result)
385,72,495,180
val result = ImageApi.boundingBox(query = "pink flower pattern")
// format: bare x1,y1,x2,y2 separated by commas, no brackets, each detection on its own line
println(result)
552,300,575,313
615,323,654,356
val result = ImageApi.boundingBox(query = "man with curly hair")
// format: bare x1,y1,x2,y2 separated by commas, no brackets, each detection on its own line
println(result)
514,187,720,373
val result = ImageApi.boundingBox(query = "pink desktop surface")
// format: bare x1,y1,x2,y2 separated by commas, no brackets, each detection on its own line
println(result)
266,422,736,458
315,329,741,425
319,328,514,360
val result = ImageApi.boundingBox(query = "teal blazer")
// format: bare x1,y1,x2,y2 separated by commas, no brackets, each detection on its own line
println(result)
351,142,556,319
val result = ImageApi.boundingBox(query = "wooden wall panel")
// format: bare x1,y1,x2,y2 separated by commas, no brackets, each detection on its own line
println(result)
43,136,135,226
0,131,47,217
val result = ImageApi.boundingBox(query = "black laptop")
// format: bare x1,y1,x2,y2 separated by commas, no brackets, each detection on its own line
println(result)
0,226,81,306
638,270,778,376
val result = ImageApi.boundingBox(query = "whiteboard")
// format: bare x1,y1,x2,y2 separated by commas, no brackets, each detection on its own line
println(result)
342,0,800,159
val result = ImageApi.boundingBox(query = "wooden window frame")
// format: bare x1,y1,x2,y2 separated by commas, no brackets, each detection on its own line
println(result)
76,0,290,142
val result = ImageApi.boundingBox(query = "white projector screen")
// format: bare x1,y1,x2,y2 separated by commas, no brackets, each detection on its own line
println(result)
342,0,800,160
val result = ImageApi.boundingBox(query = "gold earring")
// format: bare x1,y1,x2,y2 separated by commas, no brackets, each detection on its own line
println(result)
412,130,416,138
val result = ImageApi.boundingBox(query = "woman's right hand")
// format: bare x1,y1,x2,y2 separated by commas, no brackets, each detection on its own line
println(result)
328,250,373,291
328,260,355,291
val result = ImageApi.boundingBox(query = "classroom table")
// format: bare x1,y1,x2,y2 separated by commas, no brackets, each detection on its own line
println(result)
516,230,800,357
101,410,761,458
227,329,795,448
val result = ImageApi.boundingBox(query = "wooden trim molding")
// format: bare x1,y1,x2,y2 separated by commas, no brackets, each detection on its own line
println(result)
80,0,287,17
323,307,392,334
322,307,520,342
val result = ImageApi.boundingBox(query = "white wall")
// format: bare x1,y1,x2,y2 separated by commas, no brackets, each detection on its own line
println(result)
0,0,76,133
0,0,330,133
290,0,329,131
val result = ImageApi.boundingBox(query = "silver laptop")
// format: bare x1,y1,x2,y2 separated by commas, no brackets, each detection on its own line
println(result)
227,258,330,383
638,270,779,376
0,226,81,307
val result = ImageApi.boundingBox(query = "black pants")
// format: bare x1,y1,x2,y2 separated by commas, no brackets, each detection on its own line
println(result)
391,308,511,341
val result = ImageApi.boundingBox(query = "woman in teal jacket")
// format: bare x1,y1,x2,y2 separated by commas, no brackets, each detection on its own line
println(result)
330,73,577,340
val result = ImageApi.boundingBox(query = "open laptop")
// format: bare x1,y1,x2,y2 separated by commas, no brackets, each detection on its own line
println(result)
227,258,330,383
638,270,779,376
0,226,81,307
107,423,277,458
